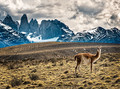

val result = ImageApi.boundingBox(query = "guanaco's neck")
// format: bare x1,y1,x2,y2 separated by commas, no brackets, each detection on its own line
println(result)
93,49,101,61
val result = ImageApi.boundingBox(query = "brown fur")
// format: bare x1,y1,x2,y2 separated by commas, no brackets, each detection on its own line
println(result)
74,48,101,74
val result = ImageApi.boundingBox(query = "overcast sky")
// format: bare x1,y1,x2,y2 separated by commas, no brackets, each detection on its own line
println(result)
0,0,120,33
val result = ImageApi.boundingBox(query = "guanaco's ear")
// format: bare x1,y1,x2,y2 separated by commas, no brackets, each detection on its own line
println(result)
97,46,101,51
98,46,101,49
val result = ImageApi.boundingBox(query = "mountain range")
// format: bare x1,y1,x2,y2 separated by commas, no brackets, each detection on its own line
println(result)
57,27,120,43
0,14,120,48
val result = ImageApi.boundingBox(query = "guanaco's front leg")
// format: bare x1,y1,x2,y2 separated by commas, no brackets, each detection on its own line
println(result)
90,60,93,73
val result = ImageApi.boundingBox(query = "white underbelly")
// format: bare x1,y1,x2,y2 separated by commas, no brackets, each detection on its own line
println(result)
82,56,91,65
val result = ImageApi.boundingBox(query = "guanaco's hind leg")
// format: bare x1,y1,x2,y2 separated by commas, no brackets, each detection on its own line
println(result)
90,61,93,73
75,58,81,74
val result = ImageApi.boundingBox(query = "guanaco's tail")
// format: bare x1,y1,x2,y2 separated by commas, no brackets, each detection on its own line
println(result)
74,55,77,61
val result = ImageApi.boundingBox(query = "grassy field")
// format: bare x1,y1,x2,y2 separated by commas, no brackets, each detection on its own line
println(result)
0,42,120,89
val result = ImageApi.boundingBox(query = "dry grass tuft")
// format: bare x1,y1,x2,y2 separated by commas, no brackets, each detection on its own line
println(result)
10,76,23,87
29,74,39,81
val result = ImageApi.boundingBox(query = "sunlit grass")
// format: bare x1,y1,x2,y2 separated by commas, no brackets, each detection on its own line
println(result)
0,53,120,89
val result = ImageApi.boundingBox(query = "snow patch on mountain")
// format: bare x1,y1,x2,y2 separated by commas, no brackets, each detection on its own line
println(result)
83,28,97,34
0,22,12,30
27,33,58,42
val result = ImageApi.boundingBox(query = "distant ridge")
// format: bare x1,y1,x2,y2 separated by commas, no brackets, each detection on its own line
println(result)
0,14,120,48
57,27,120,43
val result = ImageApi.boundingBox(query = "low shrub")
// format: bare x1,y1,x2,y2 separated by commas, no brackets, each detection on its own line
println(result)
29,74,39,80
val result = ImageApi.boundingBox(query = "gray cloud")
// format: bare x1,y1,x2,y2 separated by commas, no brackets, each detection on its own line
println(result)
0,0,120,32
29,13,52,20
0,3,21,20
0,4,11,18
77,5,103,16
17,9,35,14
37,4,54,8
110,14,118,20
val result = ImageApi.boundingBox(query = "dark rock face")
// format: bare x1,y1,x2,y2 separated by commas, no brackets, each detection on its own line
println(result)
29,18,39,36
19,14,29,33
57,27,120,43
0,21,30,48
39,19,74,39
3,14,19,31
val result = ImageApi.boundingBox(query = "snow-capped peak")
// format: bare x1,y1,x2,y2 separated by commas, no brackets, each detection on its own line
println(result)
0,21,30,48
0,21,12,30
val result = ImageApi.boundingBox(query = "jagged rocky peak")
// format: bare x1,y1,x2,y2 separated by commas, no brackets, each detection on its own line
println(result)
96,26,106,33
19,14,29,33
3,14,12,21
110,27,120,33
0,21,30,48
97,26,105,30
84,26,106,34
39,19,74,39
112,27,119,30
30,18,34,22
29,18,39,26
3,14,18,31
21,14,28,22
29,18,39,34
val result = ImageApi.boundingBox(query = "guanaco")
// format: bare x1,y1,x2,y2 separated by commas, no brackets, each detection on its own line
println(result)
74,47,101,74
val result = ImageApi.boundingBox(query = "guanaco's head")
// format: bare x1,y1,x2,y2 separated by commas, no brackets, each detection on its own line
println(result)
97,46,101,52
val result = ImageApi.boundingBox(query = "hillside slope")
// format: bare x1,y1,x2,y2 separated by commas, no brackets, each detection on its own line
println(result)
0,42,120,89
0,42,120,61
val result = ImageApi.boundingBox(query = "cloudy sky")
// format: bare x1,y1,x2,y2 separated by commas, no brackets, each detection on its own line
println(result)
0,0,120,33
